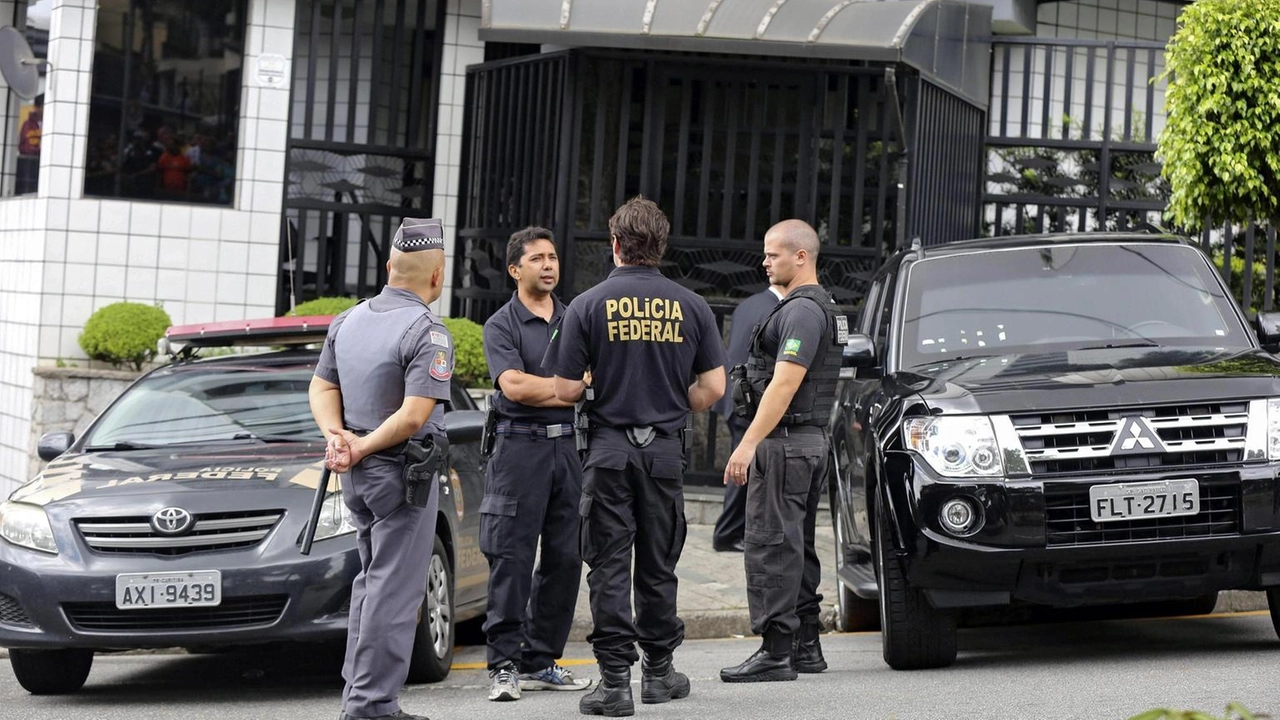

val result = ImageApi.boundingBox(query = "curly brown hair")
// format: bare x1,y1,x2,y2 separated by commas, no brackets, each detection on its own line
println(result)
608,195,669,267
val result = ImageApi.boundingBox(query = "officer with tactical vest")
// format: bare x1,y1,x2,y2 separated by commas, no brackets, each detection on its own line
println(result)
543,196,726,716
309,218,453,720
720,219,846,683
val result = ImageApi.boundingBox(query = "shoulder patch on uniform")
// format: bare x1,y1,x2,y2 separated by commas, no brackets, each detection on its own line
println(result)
429,350,452,380
783,338,802,356
429,330,450,348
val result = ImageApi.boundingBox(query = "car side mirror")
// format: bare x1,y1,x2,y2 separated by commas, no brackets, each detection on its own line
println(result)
445,410,486,445
38,431,74,461
1256,312,1280,353
843,334,876,368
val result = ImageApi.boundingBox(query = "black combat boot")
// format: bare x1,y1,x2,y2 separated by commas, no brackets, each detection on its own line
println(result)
640,653,690,704
579,666,634,717
792,617,828,673
719,628,798,683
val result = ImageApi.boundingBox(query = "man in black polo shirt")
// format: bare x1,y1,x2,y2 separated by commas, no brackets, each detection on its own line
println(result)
543,196,726,717
480,227,591,702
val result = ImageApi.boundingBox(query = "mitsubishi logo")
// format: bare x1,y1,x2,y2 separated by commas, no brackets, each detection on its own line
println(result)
150,507,194,536
1112,417,1165,455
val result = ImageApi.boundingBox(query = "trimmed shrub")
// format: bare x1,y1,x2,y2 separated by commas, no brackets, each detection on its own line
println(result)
286,296,359,317
441,316,490,388
79,302,172,371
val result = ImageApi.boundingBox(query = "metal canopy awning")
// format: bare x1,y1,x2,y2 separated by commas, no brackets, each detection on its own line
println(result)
480,0,992,107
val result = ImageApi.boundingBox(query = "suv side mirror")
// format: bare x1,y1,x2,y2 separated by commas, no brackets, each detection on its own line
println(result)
38,431,74,461
843,334,876,368
1257,312,1280,353
445,410,486,445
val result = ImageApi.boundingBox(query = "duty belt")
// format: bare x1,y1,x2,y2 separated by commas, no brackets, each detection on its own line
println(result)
765,425,824,439
495,420,574,439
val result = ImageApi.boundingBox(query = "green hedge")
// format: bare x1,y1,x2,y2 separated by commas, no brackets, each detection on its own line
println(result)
79,302,172,371
286,296,359,316
441,316,490,388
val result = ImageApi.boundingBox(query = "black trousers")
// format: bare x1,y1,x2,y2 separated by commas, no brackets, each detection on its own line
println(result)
744,428,827,638
579,428,688,669
480,432,583,672
713,416,749,547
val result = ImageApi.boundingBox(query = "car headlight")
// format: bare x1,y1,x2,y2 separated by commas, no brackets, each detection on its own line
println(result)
0,501,58,554
1268,399,1280,461
903,416,1005,478
312,491,356,542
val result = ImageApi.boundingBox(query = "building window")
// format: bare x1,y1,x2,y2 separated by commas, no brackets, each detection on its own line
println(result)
85,0,247,205
2,0,47,197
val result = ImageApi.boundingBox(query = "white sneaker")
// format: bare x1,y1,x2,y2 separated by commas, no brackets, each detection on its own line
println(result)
519,664,593,691
488,665,521,701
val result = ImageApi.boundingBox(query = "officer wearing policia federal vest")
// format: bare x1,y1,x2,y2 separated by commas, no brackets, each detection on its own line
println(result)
720,219,846,684
309,217,454,720
542,196,726,717
479,226,591,701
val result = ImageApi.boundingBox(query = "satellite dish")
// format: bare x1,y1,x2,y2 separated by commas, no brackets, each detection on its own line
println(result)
0,26,43,100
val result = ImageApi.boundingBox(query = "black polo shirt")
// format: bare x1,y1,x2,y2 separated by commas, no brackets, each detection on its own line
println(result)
483,292,574,425
542,265,726,436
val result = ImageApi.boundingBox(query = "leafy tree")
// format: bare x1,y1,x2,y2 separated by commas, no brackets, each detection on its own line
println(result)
1158,0,1280,232
79,302,171,371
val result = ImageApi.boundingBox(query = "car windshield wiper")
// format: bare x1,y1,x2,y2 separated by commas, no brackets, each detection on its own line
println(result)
1076,341,1160,350
909,353,996,368
82,440,162,451
231,432,317,443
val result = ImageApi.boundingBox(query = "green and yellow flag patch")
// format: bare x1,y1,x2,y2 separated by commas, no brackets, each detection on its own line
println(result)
783,338,802,356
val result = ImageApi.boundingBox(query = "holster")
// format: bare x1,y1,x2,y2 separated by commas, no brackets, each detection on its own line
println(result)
730,363,757,420
678,414,693,471
403,435,446,508
574,387,595,453
480,392,499,457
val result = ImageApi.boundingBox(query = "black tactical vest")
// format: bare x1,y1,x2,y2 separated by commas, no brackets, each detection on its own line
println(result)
744,285,845,426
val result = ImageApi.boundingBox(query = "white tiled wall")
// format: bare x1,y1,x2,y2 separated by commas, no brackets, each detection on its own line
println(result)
0,0,297,495
432,0,483,317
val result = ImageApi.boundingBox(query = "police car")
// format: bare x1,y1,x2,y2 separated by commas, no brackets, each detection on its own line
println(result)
0,317,489,694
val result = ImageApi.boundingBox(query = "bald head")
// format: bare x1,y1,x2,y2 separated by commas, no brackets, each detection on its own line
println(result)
388,247,445,303
765,219,820,258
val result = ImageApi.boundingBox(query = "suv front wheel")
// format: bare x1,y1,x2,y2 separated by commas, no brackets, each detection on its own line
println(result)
10,648,94,694
876,496,957,670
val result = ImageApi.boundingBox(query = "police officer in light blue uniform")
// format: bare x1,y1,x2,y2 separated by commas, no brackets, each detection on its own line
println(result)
309,217,454,720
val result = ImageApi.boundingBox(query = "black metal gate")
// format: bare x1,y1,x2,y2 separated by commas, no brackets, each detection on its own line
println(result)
277,0,446,313
455,50,988,485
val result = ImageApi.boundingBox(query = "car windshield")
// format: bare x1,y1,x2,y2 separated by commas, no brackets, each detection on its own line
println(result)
82,362,323,448
898,243,1250,368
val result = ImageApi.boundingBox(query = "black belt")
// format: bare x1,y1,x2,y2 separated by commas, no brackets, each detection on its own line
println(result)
495,420,573,439
766,425,824,439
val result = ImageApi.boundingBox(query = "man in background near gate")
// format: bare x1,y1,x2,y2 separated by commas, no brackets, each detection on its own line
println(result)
711,286,783,553
480,226,592,702
544,195,726,717
309,217,453,720
720,219,844,684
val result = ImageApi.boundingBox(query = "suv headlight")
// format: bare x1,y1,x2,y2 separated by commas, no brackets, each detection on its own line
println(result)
903,416,1005,478
0,501,58,554
312,491,356,542
1267,399,1280,461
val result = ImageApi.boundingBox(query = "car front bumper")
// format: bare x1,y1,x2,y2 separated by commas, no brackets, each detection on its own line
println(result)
883,453,1280,608
0,534,359,651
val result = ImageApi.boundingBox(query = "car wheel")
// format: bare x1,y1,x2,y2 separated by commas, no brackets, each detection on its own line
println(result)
876,496,957,670
9,648,93,695
830,462,879,632
1266,588,1280,640
407,534,454,683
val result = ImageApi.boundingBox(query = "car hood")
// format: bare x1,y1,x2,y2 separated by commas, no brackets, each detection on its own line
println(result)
10,445,332,508
897,347,1280,415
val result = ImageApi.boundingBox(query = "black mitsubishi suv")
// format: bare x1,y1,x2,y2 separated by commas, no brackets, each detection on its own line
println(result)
828,233,1280,670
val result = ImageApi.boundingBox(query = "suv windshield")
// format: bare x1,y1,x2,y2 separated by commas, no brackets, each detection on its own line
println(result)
82,362,323,448
899,243,1250,368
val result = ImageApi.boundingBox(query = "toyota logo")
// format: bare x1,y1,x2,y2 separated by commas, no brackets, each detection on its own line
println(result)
150,507,194,536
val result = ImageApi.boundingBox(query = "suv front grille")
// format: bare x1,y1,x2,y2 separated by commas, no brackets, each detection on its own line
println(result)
75,510,283,555
1044,478,1239,547
1012,402,1249,475
63,595,288,631
0,593,33,627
